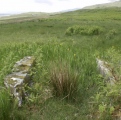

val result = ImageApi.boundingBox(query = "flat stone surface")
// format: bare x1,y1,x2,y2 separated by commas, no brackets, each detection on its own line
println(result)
12,56,35,72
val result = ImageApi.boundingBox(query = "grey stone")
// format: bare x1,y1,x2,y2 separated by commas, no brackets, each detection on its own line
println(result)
96,58,116,85
4,56,35,107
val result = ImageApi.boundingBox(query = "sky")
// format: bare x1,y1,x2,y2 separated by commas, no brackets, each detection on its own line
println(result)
0,0,119,14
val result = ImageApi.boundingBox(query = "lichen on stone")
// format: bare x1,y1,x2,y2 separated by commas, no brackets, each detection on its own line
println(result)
4,56,35,107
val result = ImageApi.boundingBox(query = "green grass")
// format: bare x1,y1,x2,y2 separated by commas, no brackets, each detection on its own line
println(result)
0,8,121,119
84,1,121,9
0,88,11,120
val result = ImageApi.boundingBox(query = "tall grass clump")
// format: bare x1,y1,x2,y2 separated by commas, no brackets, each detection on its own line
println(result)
0,88,11,120
49,61,79,101
65,25,103,36
0,88,24,120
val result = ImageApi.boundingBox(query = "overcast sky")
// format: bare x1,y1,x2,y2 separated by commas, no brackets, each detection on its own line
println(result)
0,0,119,14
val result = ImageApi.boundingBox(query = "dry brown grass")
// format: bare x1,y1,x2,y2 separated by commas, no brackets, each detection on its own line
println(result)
49,61,79,101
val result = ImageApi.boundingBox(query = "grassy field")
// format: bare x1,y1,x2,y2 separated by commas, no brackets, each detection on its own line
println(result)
84,0,121,9
0,8,121,120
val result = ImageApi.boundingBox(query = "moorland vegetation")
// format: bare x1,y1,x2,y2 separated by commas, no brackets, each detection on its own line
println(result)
0,8,121,120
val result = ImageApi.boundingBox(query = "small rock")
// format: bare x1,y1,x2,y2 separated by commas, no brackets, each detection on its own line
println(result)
96,58,115,85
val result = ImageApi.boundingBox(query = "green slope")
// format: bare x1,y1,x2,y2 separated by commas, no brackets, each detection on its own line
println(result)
83,0,121,9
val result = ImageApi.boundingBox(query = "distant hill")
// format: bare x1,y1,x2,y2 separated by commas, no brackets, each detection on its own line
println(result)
0,12,50,24
0,12,49,18
0,14,11,17
83,0,121,9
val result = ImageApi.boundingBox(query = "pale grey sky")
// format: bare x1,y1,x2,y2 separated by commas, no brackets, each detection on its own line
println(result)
0,0,119,14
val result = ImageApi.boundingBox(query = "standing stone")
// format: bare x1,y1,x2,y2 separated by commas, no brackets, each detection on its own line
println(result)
4,56,35,107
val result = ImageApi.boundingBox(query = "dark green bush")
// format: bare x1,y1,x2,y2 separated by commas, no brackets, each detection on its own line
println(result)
65,25,103,36
88,26,103,35
106,29,118,39
65,27,74,35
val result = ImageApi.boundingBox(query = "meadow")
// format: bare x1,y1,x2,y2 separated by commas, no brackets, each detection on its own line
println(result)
0,8,121,120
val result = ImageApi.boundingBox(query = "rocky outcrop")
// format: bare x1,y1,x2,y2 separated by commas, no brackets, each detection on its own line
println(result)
96,58,116,85
4,56,35,107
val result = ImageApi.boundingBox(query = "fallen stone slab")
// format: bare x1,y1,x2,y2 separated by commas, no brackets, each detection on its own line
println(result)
96,58,116,85
4,56,35,107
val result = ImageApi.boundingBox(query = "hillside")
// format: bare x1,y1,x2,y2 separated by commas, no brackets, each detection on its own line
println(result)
0,8,121,120
83,0,121,9
0,12,50,24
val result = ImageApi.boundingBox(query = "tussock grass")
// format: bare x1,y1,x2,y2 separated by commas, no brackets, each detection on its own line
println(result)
50,61,79,101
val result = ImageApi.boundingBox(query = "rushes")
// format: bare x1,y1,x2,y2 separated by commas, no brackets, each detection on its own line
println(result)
50,62,79,101
0,88,11,120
